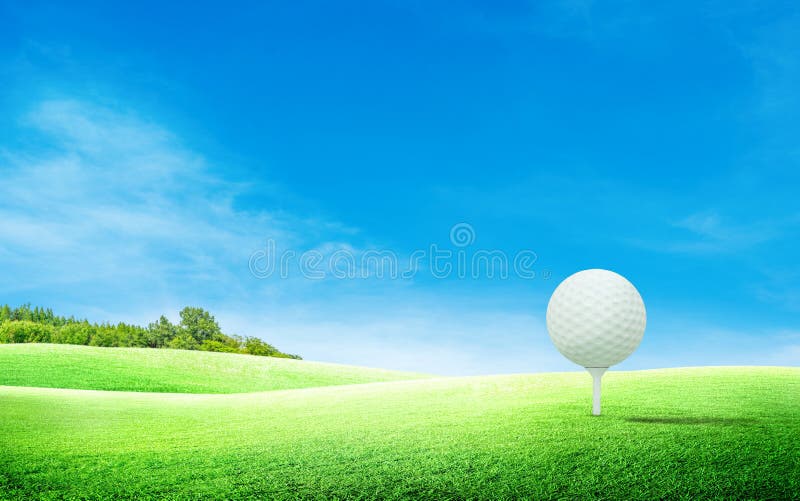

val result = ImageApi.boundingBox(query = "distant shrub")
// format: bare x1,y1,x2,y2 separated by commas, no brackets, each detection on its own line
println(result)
0,303,300,359
199,340,240,353
241,337,301,359
53,323,94,345
179,307,222,343
89,325,120,347
113,323,149,348
0,321,54,343
244,337,278,357
0,305,10,323
146,316,179,348
273,352,302,360
168,334,199,351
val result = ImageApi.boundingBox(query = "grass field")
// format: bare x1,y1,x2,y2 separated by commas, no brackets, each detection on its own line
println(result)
0,344,428,393
1,345,798,499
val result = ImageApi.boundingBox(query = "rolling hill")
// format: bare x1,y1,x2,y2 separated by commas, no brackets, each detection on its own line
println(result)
0,344,428,393
0,347,797,499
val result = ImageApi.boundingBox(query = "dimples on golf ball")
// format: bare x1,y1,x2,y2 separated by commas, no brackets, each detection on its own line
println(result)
546,269,646,368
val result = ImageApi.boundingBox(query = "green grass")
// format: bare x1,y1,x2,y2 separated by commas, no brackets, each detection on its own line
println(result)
1,358,798,499
0,344,428,393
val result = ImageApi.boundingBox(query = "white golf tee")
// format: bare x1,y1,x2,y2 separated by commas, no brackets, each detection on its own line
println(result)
585,367,608,416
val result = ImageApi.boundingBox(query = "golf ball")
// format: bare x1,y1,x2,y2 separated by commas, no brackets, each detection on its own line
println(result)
546,269,646,368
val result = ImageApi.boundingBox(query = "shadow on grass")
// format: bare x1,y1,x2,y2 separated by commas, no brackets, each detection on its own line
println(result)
625,416,755,425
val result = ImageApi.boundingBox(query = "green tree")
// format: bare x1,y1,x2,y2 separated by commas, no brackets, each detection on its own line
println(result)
53,322,94,345
179,307,222,343
0,321,54,343
12,304,33,322
199,339,240,353
0,304,300,359
89,324,120,347
244,337,278,357
146,316,179,348
111,323,149,347
0,305,10,323
167,334,199,350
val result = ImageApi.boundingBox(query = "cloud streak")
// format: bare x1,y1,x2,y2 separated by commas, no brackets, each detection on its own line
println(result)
0,98,558,374
665,211,786,254
0,99,345,310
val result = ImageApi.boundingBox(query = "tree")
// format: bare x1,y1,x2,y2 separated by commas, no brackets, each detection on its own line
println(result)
0,321,54,343
12,304,33,322
112,323,149,347
0,305,10,323
199,339,240,353
179,307,222,343
167,334,199,351
0,303,300,359
53,322,94,345
89,324,119,347
244,337,278,357
146,316,179,348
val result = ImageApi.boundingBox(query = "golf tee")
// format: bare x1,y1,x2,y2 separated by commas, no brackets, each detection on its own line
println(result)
585,367,608,416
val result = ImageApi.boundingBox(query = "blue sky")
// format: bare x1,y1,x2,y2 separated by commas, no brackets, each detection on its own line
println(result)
1,0,799,374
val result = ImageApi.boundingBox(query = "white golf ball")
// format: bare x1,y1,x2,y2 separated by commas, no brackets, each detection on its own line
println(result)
546,269,646,368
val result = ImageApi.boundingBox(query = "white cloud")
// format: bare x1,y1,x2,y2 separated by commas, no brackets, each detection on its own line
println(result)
666,211,782,253
626,210,797,255
628,320,800,369
752,267,800,313
0,99,346,308
1,98,566,376
770,344,800,365
216,305,564,375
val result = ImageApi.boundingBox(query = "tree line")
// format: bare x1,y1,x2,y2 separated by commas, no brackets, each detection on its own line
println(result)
0,304,300,359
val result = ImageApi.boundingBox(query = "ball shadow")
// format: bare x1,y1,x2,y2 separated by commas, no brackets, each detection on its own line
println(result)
624,416,755,425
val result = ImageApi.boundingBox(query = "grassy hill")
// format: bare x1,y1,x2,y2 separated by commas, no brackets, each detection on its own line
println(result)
1,362,798,499
0,344,428,393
